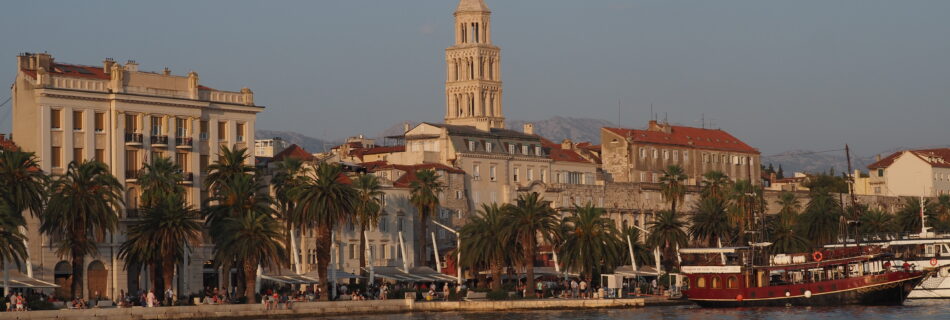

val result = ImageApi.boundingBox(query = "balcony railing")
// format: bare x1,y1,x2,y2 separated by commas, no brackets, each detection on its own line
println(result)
150,135,169,145
175,137,193,147
179,172,194,183
125,209,142,219
124,132,143,144
125,169,139,180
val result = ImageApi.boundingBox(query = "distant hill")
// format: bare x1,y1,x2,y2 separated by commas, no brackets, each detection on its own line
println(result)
255,130,338,154
761,146,928,175
375,116,612,144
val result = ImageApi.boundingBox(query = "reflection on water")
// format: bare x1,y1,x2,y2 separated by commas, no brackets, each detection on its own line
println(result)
303,300,950,320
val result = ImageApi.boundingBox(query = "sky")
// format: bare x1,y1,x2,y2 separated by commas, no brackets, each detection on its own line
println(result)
1,0,949,156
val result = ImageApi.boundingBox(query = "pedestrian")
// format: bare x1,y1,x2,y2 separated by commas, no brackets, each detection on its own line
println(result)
579,280,588,298
442,283,450,301
570,279,578,298
15,293,24,311
146,290,156,308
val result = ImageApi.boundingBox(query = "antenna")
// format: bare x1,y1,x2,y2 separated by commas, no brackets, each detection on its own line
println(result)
664,112,668,123
701,113,705,129
618,98,622,128
650,103,654,121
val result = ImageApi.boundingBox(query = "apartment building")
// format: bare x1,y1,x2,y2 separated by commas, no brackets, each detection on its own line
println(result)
867,148,950,197
11,52,263,298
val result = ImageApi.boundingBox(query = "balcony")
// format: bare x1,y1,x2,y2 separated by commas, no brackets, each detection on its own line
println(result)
124,132,143,145
125,209,142,219
179,172,194,184
125,169,140,181
175,137,193,148
150,135,169,146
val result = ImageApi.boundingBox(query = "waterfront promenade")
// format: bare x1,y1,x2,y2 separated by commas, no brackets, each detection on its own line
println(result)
0,298,646,320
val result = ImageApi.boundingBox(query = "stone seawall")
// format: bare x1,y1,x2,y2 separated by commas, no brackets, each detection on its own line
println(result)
1,298,645,320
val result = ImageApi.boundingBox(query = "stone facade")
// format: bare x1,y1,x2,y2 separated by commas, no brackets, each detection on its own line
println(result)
444,0,504,131
11,52,262,299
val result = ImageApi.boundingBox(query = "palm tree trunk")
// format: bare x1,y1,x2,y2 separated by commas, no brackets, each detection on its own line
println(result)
418,207,429,267
243,260,257,303
71,253,84,299
524,238,535,299
149,262,160,294
315,225,332,301
162,258,175,293
490,263,503,290
236,260,246,299
359,224,367,283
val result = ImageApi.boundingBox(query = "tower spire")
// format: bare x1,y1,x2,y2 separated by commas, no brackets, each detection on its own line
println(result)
445,0,504,131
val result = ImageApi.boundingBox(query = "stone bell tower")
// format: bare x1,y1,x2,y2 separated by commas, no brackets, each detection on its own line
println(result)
444,0,504,131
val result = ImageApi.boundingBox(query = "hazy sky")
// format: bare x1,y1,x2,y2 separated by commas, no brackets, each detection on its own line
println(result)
2,0,948,155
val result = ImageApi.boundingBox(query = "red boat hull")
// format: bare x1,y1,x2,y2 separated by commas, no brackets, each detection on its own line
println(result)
684,271,927,308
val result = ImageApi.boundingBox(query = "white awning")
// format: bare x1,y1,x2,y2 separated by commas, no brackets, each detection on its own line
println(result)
680,265,742,274
679,247,747,254
0,270,59,289
613,265,659,277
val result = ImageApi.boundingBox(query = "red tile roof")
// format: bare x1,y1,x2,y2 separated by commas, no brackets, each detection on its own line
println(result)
369,163,465,188
271,144,315,162
539,138,594,164
21,63,111,80
351,145,405,160
0,135,19,151
867,152,902,169
867,148,950,169
604,125,758,154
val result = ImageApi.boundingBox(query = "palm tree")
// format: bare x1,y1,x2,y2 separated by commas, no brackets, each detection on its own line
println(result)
799,190,842,247
620,226,653,268
205,146,255,192
503,192,561,297
700,171,730,201
272,157,312,270
689,196,731,247
897,197,937,233
119,197,202,292
558,204,624,282
932,195,950,233
775,191,801,225
646,210,688,272
41,161,123,299
291,162,356,300
727,179,758,243
210,207,287,303
0,202,28,272
859,209,898,239
768,216,810,254
137,156,184,208
353,173,384,281
659,165,688,215
459,203,513,290
0,149,48,218
409,169,444,266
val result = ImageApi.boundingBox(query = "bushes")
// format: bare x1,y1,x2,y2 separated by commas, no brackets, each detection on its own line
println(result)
486,290,508,300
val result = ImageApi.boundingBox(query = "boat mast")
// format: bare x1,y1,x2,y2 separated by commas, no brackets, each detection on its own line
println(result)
845,144,860,246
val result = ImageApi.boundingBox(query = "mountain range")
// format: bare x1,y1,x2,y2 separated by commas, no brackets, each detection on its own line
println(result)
260,117,919,174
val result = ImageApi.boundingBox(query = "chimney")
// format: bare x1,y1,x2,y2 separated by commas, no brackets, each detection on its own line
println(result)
648,120,660,131
875,154,881,162
241,87,254,106
16,54,31,70
163,67,171,76
561,139,574,150
125,60,138,72
403,122,411,133
103,58,115,74
33,53,53,70
187,71,199,99
523,123,534,135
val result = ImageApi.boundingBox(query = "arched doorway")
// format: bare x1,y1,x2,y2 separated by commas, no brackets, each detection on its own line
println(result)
87,260,108,300
54,261,72,299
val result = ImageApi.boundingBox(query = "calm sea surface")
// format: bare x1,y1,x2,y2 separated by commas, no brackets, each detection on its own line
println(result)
302,299,950,320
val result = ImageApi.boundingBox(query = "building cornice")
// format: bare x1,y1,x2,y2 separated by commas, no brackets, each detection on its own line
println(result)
38,89,264,114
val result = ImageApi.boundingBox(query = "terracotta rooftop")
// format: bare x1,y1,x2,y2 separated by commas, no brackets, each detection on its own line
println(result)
540,138,594,164
271,144,315,162
367,162,465,188
351,145,406,160
0,134,19,151
21,62,110,80
868,148,950,169
867,152,902,169
604,125,758,154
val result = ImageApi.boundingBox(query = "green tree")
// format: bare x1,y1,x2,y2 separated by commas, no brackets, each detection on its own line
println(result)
205,146,255,192
408,169,444,266
775,192,801,226
620,226,654,268
41,161,123,299
799,190,842,247
859,209,898,239
932,195,950,233
503,192,561,297
659,165,688,215
776,165,784,179
353,173,384,281
459,203,513,290
727,179,758,242
0,202,28,272
559,204,624,281
291,162,356,300
689,196,732,247
137,156,184,208
700,170,730,201
209,206,287,303
896,197,938,233
0,149,48,219
767,214,810,254
271,157,312,268
646,210,688,272
119,197,202,292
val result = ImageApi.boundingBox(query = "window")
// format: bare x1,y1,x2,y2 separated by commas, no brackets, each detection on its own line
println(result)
508,144,515,154
541,170,547,182
653,149,658,159
468,140,476,151
640,172,647,182
348,244,356,260
513,167,520,182
528,168,534,181
702,153,708,163
379,217,388,232
877,169,884,177
485,142,493,152
397,217,405,232
51,147,62,167
455,190,462,199
640,148,647,158
697,277,707,288
489,165,496,181
217,121,227,140
673,150,678,161
536,146,542,156
236,123,245,142
381,244,389,259
94,149,104,163
176,153,188,171
473,164,481,180
711,276,722,289
94,113,105,132
684,151,689,162
73,148,83,162
176,118,187,137
151,151,164,162
663,150,669,160
200,120,209,140
721,155,727,163
125,150,138,173
73,111,83,131
522,145,529,155
200,155,209,173
727,276,738,289
51,109,62,129
653,174,660,183
490,191,497,203
125,114,137,132
151,116,163,135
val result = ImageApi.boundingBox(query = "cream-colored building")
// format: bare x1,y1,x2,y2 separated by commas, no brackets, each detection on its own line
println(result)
867,148,950,197
254,137,289,158
11,52,263,299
